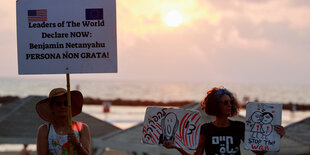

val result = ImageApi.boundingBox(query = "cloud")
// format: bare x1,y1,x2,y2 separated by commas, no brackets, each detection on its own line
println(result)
1,0,310,84
115,0,310,84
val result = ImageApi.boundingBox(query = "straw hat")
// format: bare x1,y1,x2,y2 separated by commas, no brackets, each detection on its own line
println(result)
36,88,83,122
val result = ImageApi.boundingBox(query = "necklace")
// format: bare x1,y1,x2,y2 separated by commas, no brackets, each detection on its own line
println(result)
58,130,65,134
213,120,230,127
56,127,68,134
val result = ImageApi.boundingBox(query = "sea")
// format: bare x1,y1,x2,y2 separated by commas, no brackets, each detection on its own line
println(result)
1,77,310,152
1,77,310,103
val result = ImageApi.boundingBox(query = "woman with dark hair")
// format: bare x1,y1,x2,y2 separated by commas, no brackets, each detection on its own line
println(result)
164,86,285,155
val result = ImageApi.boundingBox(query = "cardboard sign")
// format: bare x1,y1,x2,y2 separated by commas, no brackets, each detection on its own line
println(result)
244,102,282,152
16,0,117,74
142,107,201,150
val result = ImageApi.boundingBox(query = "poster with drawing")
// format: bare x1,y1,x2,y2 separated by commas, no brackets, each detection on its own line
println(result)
142,107,201,150
244,102,282,152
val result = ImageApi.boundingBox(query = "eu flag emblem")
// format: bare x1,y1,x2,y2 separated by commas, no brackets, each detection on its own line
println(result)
86,8,103,20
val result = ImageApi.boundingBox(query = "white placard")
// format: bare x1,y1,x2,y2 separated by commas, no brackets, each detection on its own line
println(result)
244,102,282,152
17,0,117,74
142,107,201,150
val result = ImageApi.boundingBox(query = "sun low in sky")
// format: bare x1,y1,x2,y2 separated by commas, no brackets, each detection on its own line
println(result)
163,10,183,27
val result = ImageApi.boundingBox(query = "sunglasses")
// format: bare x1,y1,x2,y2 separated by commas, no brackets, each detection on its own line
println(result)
222,100,232,105
55,101,68,107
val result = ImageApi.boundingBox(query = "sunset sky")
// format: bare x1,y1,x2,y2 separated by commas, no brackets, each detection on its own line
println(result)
1,0,310,84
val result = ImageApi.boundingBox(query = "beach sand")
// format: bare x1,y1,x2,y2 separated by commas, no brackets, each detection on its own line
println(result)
0,151,35,155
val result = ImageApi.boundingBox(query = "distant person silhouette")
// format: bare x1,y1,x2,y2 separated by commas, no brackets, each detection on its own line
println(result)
20,144,30,155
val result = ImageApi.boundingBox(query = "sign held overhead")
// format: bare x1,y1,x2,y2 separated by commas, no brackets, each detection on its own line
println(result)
17,0,117,74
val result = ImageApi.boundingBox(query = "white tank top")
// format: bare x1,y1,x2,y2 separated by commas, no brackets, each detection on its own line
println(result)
48,122,82,155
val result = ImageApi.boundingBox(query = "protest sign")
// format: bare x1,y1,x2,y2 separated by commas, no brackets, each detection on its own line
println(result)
17,0,117,74
244,102,282,152
142,107,201,150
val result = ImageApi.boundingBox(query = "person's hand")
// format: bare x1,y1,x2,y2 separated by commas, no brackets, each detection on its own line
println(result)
67,130,80,146
163,140,177,149
164,140,192,155
274,125,285,138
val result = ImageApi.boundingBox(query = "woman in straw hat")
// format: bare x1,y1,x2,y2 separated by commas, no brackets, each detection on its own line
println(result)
36,88,90,155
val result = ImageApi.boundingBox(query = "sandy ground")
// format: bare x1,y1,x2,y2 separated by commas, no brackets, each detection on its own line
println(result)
0,151,36,155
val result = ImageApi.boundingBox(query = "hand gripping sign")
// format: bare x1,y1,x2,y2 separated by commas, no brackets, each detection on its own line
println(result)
244,102,282,152
17,0,117,74
142,107,201,150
